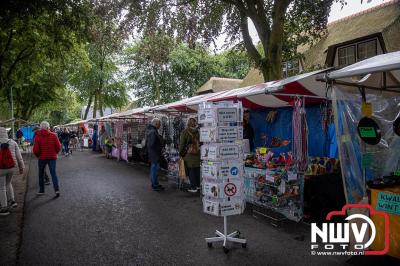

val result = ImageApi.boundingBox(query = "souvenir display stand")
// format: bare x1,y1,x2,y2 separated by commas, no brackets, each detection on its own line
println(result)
199,101,247,253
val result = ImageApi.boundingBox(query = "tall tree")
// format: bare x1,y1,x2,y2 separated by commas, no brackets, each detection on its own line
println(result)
125,35,250,106
126,0,345,81
0,0,91,120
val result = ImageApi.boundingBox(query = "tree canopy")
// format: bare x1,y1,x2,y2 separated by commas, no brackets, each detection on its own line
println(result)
126,0,346,81
124,33,250,106
1,0,364,125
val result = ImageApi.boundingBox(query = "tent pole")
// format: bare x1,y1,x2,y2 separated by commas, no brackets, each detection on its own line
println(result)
331,85,350,204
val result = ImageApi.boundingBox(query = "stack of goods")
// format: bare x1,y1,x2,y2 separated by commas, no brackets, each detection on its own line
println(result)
199,101,246,217
243,148,303,221
244,149,294,169
305,157,340,176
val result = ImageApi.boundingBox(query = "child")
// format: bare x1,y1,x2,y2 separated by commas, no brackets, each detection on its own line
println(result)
105,137,113,159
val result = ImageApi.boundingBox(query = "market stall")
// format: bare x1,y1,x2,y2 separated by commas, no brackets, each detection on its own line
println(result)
149,69,343,222
327,51,400,258
89,107,152,162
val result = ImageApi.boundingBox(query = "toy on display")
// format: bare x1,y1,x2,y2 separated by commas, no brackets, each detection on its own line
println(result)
305,157,340,176
200,101,247,253
242,143,303,221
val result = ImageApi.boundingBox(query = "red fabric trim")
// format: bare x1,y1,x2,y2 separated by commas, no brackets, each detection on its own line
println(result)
274,81,322,105
170,106,197,113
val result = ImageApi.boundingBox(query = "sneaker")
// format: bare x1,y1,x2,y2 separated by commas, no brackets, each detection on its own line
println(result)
9,201,18,208
55,191,60,198
0,208,10,216
188,188,198,193
152,185,165,191
36,192,45,196
45,181,51,185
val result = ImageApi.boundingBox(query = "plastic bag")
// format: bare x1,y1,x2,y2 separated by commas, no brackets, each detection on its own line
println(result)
179,158,187,181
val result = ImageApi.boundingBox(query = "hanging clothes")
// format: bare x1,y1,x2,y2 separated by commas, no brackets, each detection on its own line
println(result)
292,98,308,172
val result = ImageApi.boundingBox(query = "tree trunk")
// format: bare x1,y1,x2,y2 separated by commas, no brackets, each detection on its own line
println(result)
84,93,94,120
97,91,104,117
266,0,290,81
233,0,291,82
93,91,98,119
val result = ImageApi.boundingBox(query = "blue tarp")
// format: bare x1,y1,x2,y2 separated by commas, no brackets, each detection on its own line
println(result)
20,125,36,143
249,105,337,158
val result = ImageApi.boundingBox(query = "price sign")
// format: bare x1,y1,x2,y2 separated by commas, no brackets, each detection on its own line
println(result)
357,117,381,145
259,147,267,154
361,102,373,117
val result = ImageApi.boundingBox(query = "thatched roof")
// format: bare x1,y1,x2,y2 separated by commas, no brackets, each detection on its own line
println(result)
240,0,400,87
196,77,243,95
304,0,400,69
240,68,264,87
122,101,138,111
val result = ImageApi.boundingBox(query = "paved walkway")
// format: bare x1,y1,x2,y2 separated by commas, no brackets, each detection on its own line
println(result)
18,151,350,266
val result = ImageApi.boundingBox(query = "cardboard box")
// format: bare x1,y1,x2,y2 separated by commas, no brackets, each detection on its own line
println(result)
200,126,243,143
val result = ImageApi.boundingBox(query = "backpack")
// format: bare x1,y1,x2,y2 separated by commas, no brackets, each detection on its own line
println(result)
187,130,200,155
0,141,15,169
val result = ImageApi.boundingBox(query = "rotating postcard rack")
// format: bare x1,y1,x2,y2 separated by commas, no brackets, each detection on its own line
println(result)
199,101,247,253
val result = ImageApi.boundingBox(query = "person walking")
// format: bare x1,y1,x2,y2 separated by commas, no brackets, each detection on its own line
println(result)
60,128,71,156
92,125,98,152
179,118,201,193
0,127,24,216
16,128,24,145
33,126,51,185
146,118,164,191
33,121,62,197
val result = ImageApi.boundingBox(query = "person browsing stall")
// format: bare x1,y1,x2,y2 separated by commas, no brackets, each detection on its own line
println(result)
146,118,165,191
243,110,255,151
179,118,201,193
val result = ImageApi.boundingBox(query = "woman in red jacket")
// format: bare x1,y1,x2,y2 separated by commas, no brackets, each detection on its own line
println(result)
33,121,62,197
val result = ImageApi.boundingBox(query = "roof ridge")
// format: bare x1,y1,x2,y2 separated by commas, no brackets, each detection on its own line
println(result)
210,77,243,81
328,0,400,26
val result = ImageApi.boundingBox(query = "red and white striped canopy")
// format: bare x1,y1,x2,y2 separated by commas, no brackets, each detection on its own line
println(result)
183,69,329,111
89,68,330,123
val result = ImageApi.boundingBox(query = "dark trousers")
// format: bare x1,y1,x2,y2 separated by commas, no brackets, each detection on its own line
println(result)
187,167,200,189
63,141,69,154
38,160,59,193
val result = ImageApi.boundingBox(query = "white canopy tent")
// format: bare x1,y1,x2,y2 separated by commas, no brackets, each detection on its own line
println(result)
327,51,400,90
327,51,400,80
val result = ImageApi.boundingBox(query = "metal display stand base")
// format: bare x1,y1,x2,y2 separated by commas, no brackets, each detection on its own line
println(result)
205,216,247,253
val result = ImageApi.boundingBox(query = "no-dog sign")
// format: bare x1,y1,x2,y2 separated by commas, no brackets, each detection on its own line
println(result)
224,183,237,197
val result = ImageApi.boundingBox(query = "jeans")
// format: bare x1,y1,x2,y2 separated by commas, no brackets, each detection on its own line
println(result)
63,141,69,154
187,167,201,189
38,160,59,193
0,169,15,208
150,162,159,189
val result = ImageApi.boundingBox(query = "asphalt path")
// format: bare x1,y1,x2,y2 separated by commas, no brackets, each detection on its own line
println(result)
18,151,350,266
